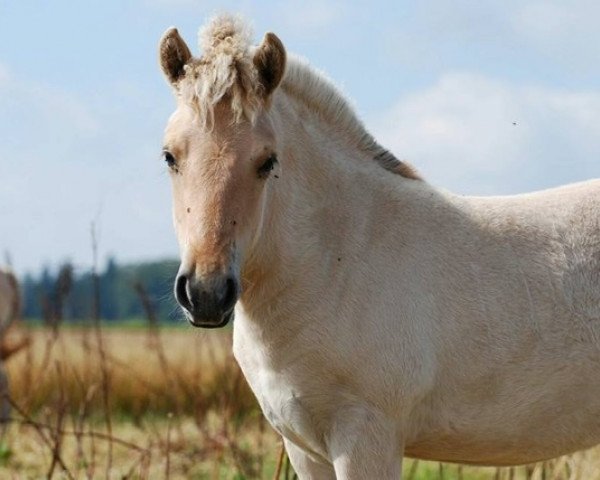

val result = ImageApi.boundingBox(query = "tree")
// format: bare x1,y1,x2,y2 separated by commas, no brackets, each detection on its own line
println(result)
100,256,119,321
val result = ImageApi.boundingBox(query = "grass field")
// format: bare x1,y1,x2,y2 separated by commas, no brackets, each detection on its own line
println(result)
1,325,600,479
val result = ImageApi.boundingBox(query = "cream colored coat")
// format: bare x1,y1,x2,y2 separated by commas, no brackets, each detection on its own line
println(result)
158,15,600,480
234,177,600,478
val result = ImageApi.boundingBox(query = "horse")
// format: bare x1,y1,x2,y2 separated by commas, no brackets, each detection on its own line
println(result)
0,268,20,341
0,267,24,424
157,14,600,479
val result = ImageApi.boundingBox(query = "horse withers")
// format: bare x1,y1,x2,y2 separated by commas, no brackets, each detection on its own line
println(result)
158,14,600,479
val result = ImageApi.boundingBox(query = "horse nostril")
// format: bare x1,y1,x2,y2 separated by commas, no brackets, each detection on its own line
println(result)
176,272,238,320
175,274,192,312
221,277,238,311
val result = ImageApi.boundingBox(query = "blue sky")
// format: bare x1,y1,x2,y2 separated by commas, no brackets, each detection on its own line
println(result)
1,0,599,274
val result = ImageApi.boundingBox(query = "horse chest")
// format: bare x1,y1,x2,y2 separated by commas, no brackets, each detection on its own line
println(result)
234,337,329,457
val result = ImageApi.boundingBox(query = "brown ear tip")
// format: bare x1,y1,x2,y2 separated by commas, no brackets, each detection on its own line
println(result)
160,27,180,43
253,30,286,96
264,32,284,49
263,32,286,65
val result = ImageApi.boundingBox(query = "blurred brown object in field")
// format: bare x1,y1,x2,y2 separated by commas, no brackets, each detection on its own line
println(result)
0,329,31,361
0,266,25,427
0,267,20,337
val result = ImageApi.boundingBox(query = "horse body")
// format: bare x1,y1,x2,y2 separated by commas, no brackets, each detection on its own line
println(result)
233,137,600,468
409,182,600,465
158,15,600,478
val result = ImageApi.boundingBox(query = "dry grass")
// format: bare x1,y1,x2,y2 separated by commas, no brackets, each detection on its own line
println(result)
0,414,281,479
1,325,271,479
6,327,256,418
2,326,600,479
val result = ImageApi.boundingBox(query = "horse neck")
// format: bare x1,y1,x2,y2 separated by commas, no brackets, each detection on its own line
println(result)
238,91,398,333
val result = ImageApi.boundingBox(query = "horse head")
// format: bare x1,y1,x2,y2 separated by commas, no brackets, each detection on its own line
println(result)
158,16,286,327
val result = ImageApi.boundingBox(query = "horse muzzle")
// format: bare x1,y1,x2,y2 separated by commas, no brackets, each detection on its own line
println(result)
174,271,239,328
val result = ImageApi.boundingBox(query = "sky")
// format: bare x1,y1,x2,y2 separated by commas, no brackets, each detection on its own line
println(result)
1,0,599,275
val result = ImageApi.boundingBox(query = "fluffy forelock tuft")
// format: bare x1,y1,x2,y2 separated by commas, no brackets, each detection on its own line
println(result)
199,13,253,55
179,14,262,127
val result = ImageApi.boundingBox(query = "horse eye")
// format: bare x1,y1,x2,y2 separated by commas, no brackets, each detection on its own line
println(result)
163,151,176,168
257,154,277,179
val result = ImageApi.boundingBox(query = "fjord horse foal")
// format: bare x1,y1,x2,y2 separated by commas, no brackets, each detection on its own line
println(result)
158,14,600,479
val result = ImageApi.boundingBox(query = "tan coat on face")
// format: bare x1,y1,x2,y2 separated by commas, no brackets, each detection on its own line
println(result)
159,14,600,480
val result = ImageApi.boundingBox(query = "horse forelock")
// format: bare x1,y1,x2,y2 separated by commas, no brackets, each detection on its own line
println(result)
177,14,263,127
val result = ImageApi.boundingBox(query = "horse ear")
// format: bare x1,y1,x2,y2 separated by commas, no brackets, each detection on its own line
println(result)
159,27,192,86
253,32,286,97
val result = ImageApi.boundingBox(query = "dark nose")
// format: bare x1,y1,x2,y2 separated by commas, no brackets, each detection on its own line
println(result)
174,273,238,327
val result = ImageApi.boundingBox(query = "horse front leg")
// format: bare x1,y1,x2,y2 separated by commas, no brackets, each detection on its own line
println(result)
329,406,403,480
284,438,336,480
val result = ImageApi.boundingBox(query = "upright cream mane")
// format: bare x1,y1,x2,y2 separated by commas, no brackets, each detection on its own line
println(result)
178,15,262,127
178,14,419,179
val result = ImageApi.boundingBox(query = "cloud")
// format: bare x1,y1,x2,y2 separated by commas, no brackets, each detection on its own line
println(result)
371,73,600,195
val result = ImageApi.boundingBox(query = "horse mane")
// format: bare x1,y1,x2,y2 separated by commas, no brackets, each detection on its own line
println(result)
179,14,420,180
281,58,420,180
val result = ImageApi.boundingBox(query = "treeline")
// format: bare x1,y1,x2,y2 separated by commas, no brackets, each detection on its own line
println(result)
21,258,181,323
